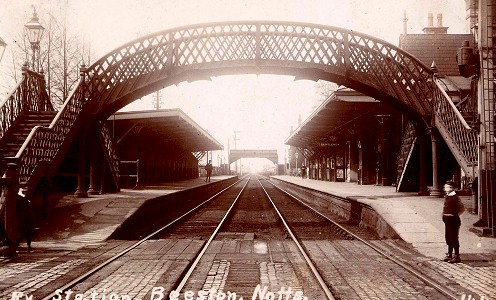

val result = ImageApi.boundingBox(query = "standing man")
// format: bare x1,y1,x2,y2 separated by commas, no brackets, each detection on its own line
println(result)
0,198,9,246
205,160,213,182
441,180,464,263
16,197,33,253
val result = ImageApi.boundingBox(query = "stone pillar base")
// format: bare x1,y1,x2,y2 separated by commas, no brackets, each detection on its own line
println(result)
74,189,88,198
87,188,100,195
429,188,442,197
417,189,430,196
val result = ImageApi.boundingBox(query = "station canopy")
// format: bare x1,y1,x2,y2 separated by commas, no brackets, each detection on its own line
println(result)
109,109,223,152
285,88,385,148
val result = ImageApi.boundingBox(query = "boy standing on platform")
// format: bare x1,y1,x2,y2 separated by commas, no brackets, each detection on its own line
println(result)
441,180,464,263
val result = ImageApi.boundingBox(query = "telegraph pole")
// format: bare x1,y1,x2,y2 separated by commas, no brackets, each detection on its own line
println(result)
234,130,240,175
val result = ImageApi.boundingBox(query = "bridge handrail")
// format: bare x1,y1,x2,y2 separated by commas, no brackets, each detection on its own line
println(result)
0,79,23,141
0,77,23,108
85,21,432,73
0,67,53,142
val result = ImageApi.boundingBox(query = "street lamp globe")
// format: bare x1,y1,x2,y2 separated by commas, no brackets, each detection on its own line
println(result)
24,8,45,71
0,37,6,62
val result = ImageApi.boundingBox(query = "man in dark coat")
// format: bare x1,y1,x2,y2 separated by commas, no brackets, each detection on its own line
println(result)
16,197,33,253
205,160,213,182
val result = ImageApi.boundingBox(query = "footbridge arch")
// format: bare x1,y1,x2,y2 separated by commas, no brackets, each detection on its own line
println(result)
17,21,435,194
83,21,433,121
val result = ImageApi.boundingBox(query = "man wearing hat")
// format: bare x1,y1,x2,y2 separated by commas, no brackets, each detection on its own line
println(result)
441,180,464,263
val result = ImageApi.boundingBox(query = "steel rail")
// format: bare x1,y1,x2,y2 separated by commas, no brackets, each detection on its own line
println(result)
40,177,244,300
266,178,459,300
172,176,251,294
257,176,336,300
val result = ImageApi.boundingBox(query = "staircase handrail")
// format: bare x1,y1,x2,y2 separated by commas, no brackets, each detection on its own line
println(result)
100,123,120,190
0,80,23,141
13,72,88,188
433,77,478,177
395,121,417,188
434,79,472,130
0,67,53,142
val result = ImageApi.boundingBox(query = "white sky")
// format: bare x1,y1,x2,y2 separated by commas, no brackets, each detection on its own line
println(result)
0,0,468,166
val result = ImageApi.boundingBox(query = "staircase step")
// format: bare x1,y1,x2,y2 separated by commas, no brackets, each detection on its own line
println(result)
12,129,34,134
7,137,30,143
1,144,20,151
19,120,53,125
0,110,57,163
2,142,19,146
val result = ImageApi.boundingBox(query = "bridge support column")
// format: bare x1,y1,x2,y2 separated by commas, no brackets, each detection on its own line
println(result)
100,161,107,194
88,122,105,195
74,127,88,198
358,142,363,185
418,131,429,195
430,128,442,197
88,136,101,195
377,115,389,186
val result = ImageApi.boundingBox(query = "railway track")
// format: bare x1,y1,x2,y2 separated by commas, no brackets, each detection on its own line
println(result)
40,175,460,300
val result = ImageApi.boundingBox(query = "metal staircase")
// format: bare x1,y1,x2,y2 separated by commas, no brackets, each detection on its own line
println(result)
433,78,478,180
0,67,54,170
395,78,479,191
395,121,417,191
0,67,120,198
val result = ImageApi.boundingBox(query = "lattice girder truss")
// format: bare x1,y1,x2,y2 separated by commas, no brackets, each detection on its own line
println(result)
85,21,433,118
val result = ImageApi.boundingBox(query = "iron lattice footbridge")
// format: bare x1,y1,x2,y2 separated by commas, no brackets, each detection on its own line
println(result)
86,21,434,118
3,21,476,195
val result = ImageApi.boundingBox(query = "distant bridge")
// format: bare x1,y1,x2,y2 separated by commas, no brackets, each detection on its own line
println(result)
229,150,278,165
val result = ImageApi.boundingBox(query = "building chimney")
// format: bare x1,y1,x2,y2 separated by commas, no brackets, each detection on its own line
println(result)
465,0,478,34
403,10,408,34
428,13,434,27
423,12,449,34
437,13,443,27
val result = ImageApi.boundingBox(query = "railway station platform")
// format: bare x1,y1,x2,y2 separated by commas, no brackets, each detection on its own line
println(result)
271,175,496,262
3,175,236,253
0,175,494,300
5,174,493,261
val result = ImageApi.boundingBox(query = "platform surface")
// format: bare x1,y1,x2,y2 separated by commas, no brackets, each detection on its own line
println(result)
272,175,496,260
23,176,236,251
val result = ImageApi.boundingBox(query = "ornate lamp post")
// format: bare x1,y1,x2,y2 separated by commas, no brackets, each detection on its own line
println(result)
0,37,6,62
24,8,45,72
